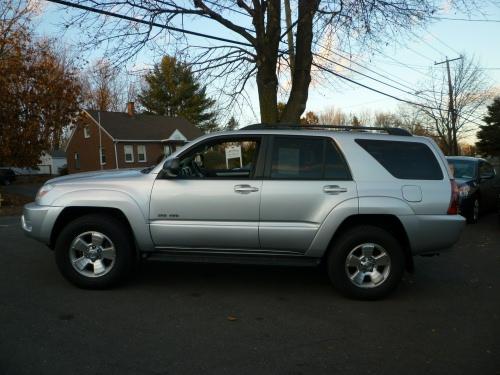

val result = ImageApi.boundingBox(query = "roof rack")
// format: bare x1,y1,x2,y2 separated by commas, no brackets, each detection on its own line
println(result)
240,123,412,136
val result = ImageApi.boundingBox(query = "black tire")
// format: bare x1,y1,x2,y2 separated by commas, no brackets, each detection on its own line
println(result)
466,198,479,224
327,225,405,300
55,214,134,289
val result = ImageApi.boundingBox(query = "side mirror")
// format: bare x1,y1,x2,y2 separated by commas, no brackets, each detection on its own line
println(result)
162,157,180,177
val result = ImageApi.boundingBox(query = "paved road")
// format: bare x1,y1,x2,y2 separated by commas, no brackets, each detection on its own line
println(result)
0,215,499,375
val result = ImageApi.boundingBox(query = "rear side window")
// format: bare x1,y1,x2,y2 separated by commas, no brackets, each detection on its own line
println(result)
270,136,351,180
355,139,443,180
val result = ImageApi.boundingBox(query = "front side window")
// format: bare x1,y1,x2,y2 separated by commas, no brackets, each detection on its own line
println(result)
177,138,260,179
479,162,495,178
124,145,134,163
270,136,351,180
84,126,90,138
137,145,147,162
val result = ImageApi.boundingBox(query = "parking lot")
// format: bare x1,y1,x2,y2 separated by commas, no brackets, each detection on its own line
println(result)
0,214,499,375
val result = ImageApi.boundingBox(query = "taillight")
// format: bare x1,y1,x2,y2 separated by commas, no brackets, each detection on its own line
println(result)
447,179,459,215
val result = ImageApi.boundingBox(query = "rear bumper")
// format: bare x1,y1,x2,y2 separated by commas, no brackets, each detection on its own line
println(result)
398,214,466,255
21,202,63,245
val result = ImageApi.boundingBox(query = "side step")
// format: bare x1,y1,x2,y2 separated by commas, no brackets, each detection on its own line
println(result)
144,251,321,267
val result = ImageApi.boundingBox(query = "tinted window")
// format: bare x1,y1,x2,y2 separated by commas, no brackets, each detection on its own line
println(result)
270,137,351,180
447,159,476,179
355,139,443,180
479,162,495,177
324,140,351,180
178,138,260,179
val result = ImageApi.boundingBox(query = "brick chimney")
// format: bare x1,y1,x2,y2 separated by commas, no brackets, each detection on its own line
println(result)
127,101,135,117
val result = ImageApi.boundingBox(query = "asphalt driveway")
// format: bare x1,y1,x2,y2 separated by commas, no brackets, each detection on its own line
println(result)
0,214,499,375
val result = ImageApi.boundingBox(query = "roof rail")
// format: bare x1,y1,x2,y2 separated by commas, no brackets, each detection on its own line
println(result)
240,123,412,136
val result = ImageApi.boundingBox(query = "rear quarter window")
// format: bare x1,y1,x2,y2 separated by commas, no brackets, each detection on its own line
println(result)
355,139,443,180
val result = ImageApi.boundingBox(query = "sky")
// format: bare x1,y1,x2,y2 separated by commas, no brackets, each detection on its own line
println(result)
33,1,500,134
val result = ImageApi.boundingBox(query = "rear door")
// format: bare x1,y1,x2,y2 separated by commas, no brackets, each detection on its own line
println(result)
259,135,357,253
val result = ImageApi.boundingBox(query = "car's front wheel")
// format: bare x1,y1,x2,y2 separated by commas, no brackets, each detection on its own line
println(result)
327,226,405,300
55,214,134,289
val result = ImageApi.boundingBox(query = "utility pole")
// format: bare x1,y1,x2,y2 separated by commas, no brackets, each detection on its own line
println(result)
435,56,462,155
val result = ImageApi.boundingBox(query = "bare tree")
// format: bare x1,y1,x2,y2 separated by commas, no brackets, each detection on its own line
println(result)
55,0,480,124
80,59,126,112
319,106,349,125
415,55,493,155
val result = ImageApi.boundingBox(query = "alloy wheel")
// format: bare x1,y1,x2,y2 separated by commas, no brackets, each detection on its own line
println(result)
344,243,391,288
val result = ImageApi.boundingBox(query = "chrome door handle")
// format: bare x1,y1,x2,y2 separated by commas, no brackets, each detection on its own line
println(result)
323,185,347,194
234,184,259,194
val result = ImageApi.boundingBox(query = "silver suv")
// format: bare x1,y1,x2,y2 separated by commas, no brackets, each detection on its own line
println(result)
22,125,465,299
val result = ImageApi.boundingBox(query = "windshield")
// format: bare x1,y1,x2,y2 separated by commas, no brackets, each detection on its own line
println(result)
447,159,476,179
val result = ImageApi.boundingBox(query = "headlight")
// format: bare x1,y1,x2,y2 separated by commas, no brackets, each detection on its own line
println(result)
35,184,54,202
458,184,470,197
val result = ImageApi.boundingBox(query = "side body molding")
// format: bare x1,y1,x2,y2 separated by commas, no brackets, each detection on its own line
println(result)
51,189,155,252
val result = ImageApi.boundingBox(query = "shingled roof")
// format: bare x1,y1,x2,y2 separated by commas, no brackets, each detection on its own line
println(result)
86,110,203,141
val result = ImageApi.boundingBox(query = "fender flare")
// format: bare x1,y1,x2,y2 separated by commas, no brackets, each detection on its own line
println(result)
51,189,154,252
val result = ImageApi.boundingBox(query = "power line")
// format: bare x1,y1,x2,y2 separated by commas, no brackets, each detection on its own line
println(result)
46,0,253,47
426,30,461,55
313,52,435,102
314,62,486,128
312,62,442,111
321,47,427,94
431,16,500,23
409,30,444,57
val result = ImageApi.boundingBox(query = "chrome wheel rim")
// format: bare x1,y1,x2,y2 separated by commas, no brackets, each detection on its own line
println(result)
345,243,391,288
69,231,116,278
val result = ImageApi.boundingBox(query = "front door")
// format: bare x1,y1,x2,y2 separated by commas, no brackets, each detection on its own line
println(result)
150,136,263,250
259,135,357,253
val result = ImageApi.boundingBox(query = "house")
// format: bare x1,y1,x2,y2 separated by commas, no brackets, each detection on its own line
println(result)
38,150,67,175
66,102,203,173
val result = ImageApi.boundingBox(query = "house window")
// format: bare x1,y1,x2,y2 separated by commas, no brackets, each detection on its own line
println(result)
100,147,106,165
164,145,172,157
124,145,134,163
137,145,147,162
75,153,80,170
84,126,90,138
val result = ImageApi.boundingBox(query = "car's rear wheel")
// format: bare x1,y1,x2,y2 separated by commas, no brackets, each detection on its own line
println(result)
327,226,405,300
55,214,134,289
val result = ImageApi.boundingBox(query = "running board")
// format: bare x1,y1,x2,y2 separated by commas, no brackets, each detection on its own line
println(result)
144,251,321,267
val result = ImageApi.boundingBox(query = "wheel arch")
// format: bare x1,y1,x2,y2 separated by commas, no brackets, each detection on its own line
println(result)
50,207,136,252
325,214,413,272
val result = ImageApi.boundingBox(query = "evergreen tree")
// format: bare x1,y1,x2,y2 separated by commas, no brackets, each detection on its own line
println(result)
138,56,217,132
224,116,239,131
476,97,500,157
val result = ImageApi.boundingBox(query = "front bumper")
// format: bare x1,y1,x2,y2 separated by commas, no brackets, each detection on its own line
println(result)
21,203,64,245
399,214,466,255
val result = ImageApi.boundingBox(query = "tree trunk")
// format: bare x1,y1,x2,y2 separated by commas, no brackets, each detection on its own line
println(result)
253,0,281,123
281,0,319,123
256,54,279,123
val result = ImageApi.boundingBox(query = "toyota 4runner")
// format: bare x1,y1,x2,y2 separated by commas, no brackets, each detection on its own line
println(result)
22,125,465,299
